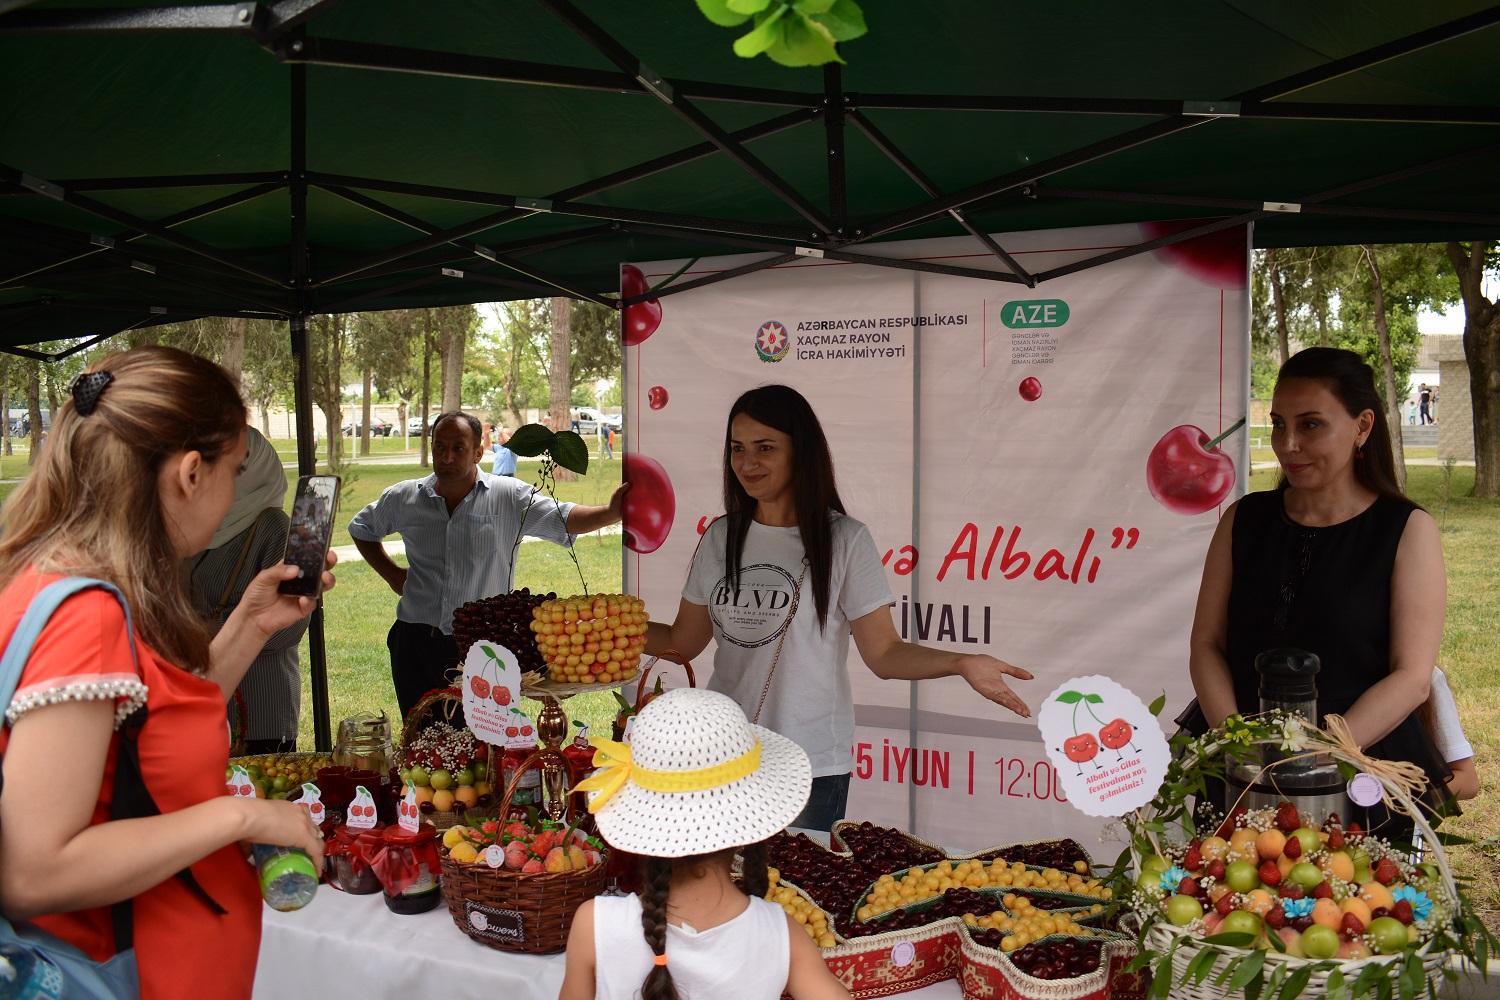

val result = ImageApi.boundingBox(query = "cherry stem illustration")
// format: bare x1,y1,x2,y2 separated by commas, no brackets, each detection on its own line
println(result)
1083,700,1107,726
1202,416,1248,452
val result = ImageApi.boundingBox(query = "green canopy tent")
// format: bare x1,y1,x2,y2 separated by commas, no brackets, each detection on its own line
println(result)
2,0,1498,748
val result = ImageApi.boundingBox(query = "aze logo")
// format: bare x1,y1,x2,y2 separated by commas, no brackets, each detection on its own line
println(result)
754,321,791,363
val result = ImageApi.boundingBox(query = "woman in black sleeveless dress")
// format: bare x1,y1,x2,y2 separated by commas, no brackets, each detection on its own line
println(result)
1184,348,1452,828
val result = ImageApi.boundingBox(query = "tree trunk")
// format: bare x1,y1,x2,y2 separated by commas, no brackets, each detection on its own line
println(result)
1,384,9,457
359,365,373,457
439,310,466,413
259,394,273,439
1267,248,1291,366
397,400,409,449
26,361,42,465
504,319,523,430
549,296,572,433
44,368,58,427
1362,248,1406,489
221,318,247,388
1446,241,1499,497
419,311,432,469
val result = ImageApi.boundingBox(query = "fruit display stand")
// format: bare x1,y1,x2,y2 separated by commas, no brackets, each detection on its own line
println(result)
398,687,492,830
228,751,332,800
1122,712,1497,1000
764,822,1145,999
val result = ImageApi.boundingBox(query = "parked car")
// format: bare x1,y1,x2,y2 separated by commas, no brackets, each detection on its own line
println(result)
342,419,392,437
406,414,440,436
571,408,621,436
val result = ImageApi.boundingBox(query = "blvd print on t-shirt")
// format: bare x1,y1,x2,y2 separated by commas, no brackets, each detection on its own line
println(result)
709,564,797,648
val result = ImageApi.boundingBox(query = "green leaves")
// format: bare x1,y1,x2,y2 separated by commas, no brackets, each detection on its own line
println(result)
1227,948,1265,991
1056,690,1083,704
1148,692,1167,716
501,423,589,475
697,0,867,67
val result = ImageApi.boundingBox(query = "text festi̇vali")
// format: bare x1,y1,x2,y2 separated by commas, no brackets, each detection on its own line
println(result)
790,314,964,361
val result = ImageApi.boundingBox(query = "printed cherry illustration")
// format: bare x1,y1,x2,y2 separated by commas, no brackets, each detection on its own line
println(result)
492,686,512,707
648,385,669,410
469,676,491,700
1018,377,1042,402
620,264,663,346
1055,690,1107,774
1146,417,1245,515
1098,718,1139,756
1140,220,1248,289
622,453,676,554
506,726,520,738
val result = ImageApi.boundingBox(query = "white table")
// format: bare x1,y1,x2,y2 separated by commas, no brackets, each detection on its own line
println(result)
255,889,963,999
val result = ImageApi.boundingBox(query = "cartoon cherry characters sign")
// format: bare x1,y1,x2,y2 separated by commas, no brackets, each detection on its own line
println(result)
347,785,379,830
298,783,325,826
396,780,421,834
226,764,256,798
462,640,523,745
1038,675,1169,817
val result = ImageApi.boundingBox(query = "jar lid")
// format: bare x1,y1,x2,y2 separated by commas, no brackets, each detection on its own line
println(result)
382,822,435,846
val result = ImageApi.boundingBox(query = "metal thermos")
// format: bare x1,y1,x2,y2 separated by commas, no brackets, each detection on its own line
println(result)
1223,648,1350,826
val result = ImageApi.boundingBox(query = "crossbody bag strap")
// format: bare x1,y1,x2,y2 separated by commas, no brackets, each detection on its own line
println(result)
750,562,807,726
210,514,264,622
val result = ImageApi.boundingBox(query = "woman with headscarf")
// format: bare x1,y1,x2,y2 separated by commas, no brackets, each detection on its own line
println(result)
189,426,308,753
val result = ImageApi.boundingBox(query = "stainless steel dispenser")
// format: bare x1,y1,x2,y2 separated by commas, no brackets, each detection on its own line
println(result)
1224,648,1349,826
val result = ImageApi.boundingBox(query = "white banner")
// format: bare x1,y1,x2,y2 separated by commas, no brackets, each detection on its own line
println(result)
622,222,1249,856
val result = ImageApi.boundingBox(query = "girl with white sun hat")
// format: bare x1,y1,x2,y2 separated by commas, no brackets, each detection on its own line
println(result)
558,687,850,1000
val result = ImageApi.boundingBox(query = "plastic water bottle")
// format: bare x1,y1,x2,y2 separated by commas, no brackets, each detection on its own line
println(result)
252,843,318,912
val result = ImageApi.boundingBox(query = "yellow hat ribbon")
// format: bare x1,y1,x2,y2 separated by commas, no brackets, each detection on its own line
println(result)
575,736,762,814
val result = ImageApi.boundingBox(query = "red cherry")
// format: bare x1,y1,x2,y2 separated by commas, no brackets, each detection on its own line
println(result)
1391,900,1414,925
1292,916,1314,931
1206,859,1226,881
1018,377,1042,402
493,686,512,707
521,726,533,737
1265,906,1286,930
469,676,491,699
1178,876,1200,897
1371,906,1390,919
647,385,668,410
620,265,663,346
1062,733,1100,764
1214,894,1235,916
1312,882,1333,900
1098,718,1133,750
1139,220,1248,289
1146,424,1237,515
622,453,676,555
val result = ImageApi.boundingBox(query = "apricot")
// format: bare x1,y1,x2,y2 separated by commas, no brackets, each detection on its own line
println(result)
1245,889,1276,916
1256,829,1287,860
1200,837,1230,861
1358,881,1395,912
1340,897,1373,927
1311,898,1342,930
1322,850,1355,883
431,789,456,813
1229,828,1259,853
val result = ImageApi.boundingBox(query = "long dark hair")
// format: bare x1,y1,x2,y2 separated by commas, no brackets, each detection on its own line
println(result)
723,385,844,629
638,842,770,1000
1275,347,1410,503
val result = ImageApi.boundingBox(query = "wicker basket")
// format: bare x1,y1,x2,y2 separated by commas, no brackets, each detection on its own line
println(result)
1125,715,1464,1000
438,749,607,954
399,686,489,831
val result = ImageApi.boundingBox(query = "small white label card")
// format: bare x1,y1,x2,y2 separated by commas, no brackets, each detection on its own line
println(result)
462,640,522,745
1038,675,1170,817
484,844,506,869
502,707,537,750
298,783,325,826
397,780,420,834
347,785,378,829
227,764,256,798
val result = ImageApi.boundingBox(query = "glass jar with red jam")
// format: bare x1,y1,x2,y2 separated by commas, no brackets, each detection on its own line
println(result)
326,824,384,895
374,823,442,915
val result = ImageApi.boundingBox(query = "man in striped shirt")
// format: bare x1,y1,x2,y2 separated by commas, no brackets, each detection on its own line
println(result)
349,411,626,715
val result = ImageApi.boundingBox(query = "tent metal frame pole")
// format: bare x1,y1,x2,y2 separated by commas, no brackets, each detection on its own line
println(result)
1,163,289,288
824,65,847,237
619,252,796,305
0,180,284,287
1040,185,1500,229
847,109,1035,285
25,171,287,191
0,330,121,362
0,0,350,36
312,225,618,289
535,0,834,236
852,4,1500,246
288,57,332,754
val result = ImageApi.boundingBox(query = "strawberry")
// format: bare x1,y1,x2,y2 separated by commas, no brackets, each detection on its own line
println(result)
1216,807,1248,840
1374,858,1401,886
1322,812,1342,831
1206,859,1227,881
1341,913,1366,938
1312,881,1333,900
1178,876,1201,898
1264,905,1287,930
1258,861,1283,886
1279,883,1305,900
1327,828,1345,850
1283,835,1302,860
1392,900,1415,925
1183,845,1204,872
1274,802,1300,834
1215,894,1236,916
1346,821,1364,842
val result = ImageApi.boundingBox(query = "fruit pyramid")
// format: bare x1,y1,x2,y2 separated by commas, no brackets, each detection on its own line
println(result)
530,593,648,684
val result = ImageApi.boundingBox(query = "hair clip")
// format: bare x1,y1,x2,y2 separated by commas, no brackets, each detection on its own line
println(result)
70,371,114,416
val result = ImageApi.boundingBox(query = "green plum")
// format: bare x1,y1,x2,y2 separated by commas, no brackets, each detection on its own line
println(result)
1225,860,1260,893
1300,924,1340,959
1368,916,1409,954
454,767,475,786
1141,854,1170,876
1221,910,1262,939
429,768,453,791
408,765,431,787
1166,894,1203,926
472,759,488,782
1290,862,1324,889
1290,827,1322,857
1136,872,1165,898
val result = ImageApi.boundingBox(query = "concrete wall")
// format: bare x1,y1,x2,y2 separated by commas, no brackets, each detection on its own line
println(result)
1437,336,1474,462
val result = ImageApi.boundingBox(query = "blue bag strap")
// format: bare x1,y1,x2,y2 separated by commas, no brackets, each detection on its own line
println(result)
0,577,139,714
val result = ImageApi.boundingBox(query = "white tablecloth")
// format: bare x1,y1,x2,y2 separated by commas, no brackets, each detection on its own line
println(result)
254,889,963,1000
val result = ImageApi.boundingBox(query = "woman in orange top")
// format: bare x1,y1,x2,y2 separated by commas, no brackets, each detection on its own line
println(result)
0,347,335,999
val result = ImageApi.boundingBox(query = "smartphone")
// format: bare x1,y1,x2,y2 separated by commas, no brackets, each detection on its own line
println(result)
279,475,340,597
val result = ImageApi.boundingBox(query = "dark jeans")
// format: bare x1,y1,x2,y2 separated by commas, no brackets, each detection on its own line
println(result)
790,773,851,834
388,620,460,719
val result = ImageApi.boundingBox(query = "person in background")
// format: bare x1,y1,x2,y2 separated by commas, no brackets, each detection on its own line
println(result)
1185,348,1451,817
559,688,849,1000
0,347,331,999
189,427,308,754
599,421,613,461
1425,666,1479,800
349,411,625,716
492,424,518,478
645,385,1032,833
1419,383,1433,425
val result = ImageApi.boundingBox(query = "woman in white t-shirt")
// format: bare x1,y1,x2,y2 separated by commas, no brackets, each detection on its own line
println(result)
645,384,1033,831
1426,667,1479,800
